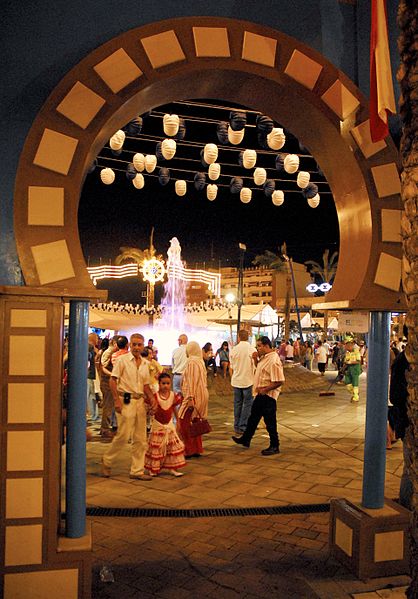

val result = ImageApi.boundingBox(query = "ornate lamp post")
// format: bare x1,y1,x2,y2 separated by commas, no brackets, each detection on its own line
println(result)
140,257,166,325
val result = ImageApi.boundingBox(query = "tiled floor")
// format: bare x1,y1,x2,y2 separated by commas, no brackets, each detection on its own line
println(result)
83,366,411,598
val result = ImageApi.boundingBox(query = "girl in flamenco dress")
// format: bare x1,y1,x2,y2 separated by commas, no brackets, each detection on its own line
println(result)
144,372,186,477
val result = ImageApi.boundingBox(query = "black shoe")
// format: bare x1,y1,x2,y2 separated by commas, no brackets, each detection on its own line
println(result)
261,447,280,456
232,435,250,448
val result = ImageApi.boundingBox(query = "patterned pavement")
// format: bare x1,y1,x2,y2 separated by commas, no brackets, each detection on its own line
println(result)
84,365,411,598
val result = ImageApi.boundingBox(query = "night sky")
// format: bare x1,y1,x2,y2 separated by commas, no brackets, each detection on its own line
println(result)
77,101,340,303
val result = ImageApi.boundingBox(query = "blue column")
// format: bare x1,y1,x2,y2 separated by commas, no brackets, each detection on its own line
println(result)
362,311,391,508
66,300,89,537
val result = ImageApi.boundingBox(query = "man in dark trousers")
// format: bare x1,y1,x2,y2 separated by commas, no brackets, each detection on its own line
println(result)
389,327,412,510
232,336,285,455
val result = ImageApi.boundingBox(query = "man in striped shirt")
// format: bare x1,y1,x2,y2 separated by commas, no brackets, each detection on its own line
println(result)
232,336,285,455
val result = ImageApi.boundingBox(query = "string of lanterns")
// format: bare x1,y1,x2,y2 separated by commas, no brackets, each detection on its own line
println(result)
96,109,322,209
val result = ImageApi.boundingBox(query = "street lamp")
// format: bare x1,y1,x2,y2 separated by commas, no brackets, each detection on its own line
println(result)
237,243,246,334
281,251,304,342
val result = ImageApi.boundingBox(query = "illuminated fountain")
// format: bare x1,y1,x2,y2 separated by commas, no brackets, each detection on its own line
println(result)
160,237,187,331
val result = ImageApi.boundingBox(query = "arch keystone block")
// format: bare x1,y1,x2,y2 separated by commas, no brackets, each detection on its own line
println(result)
94,48,143,93
56,81,105,129
33,129,78,175
193,26,230,57
321,79,360,120
141,30,186,68
242,31,277,67
284,49,323,90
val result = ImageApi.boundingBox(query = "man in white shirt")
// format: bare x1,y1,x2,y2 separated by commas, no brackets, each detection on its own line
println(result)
171,333,188,393
232,336,285,455
102,333,154,480
316,340,328,375
230,329,255,434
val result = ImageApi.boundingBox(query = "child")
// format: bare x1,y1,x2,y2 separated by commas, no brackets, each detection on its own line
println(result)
144,372,186,477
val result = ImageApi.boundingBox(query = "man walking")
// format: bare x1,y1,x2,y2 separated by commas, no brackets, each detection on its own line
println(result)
102,333,154,480
171,333,188,393
344,337,362,402
230,329,254,434
232,336,285,455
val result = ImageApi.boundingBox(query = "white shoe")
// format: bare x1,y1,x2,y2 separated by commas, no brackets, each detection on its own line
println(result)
171,470,184,477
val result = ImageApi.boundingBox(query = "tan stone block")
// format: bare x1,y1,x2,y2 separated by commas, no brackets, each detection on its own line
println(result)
242,31,277,67
141,30,185,68
94,48,142,93
193,26,230,57
33,128,78,175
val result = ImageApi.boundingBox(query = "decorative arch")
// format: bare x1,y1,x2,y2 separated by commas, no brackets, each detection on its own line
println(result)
14,17,403,309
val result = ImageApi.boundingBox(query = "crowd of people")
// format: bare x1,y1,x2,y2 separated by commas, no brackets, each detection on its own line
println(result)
62,327,411,509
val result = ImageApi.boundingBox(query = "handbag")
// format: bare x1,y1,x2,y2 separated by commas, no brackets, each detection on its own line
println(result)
189,407,212,437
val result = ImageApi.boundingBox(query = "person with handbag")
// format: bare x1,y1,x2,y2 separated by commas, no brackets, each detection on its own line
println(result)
178,341,210,458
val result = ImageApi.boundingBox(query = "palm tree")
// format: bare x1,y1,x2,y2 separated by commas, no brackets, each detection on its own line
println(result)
114,228,164,310
305,250,339,337
398,2,418,595
253,245,291,339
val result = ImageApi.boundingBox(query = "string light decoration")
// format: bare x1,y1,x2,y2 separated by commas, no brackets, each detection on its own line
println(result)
92,100,331,208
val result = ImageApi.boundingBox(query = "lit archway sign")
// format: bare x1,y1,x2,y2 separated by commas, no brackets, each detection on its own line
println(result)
306,282,333,293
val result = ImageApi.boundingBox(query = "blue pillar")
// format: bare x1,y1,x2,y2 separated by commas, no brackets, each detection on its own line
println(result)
66,300,89,537
362,311,391,508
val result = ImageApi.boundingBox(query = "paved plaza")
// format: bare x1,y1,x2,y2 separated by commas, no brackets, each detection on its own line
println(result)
85,366,411,598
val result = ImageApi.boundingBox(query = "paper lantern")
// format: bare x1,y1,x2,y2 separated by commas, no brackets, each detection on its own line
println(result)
200,149,209,168
297,171,310,188
155,142,164,161
175,180,187,196
267,128,286,150
217,121,229,144
256,114,274,133
163,114,180,136
263,179,275,197
284,154,300,174
144,155,157,173
207,184,218,201
228,126,245,145
133,153,145,172
230,177,244,194
275,154,286,171
208,163,221,180
230,111,246,131
242,149,257,169
203,143,218,164
175,118,186,140
132,173,145,189
240,188,252,203
302,183,319,199
126,117,142,137
307,194,320,208
194,172,206,191
253,168,267,185
161,138,176,160
111,148,122,156
257,132,269,149
158,167,170,186
100,168,115,185
126,163,137,180
272,190,284,206
87,159,97,174
109,129,125,150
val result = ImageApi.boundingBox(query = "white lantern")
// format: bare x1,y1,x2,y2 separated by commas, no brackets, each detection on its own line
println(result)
163,114,180,136
161,138,176,160
267,127,286,150
228,126,245,145
284,154,300,174
175,180,187,196
109,129,125,150
133,153,145,172
207,184,218,201
208,163,221,180
242,149,257,169
296,171,310,188
272,190,284,206
253,167,267,185
132,173,145,189
240,188,252,203
203,143,218,164
144,155,157,173
308,194,320,208
100,167,115,185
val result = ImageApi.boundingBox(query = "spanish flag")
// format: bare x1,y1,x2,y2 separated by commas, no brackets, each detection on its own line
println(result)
369,0,396,142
